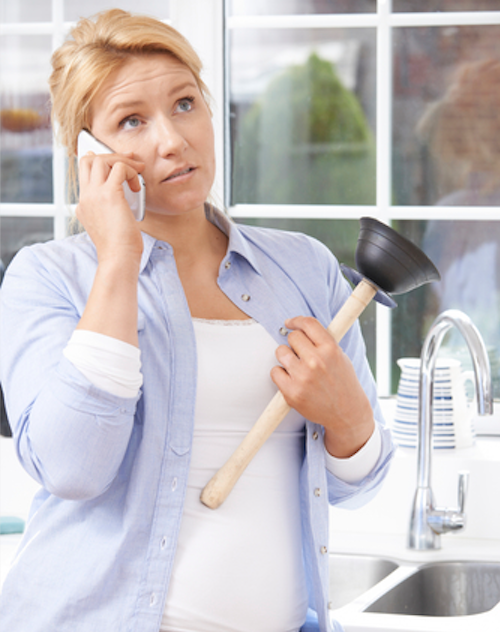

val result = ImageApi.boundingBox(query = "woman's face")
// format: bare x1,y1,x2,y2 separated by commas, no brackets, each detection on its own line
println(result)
90,54,215,219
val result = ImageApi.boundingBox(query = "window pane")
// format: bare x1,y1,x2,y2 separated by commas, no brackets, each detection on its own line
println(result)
0,35,53,203
64,0,170,21
393,25,500,206
391,220,500,398
228,0,376,15
234,217,376,374
393,0,500,11
1,0,51,22
0,217,53,279
230,28,376,205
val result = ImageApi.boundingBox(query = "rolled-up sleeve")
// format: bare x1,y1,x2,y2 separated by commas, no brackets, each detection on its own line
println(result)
0,245,140,501
325,425,394,509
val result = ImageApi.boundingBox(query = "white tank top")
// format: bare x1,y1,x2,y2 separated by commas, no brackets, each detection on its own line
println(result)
160,319,308,632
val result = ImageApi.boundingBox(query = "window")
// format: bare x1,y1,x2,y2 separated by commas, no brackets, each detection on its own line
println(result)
2,0,500,403
225,1,500,400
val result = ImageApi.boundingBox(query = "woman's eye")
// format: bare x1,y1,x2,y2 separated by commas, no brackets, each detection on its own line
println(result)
176,97,194,113
122,117,141,130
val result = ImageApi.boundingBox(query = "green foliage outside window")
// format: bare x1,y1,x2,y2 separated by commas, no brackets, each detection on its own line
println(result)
232,52,376,205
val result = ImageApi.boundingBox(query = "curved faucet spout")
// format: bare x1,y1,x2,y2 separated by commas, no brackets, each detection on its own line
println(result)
408,309,493,550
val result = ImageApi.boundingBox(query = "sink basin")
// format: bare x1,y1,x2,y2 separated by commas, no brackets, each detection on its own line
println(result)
365,561,500,616
329,554,399,609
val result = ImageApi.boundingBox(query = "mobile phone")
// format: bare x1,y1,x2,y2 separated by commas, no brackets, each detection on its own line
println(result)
77,129,146,221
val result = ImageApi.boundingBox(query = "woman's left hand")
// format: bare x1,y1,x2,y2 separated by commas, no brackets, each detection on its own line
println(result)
271,316,375,458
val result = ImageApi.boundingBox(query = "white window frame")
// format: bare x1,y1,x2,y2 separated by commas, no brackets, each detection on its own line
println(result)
2,0,500,400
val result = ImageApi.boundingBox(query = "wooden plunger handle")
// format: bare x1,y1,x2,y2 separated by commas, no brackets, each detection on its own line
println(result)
200,277,379,509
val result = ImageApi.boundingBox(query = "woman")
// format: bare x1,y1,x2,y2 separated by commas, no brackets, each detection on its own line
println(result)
0,10,394,632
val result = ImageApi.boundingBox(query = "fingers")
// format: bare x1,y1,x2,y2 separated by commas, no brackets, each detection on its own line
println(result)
272,318,331,405
105,161,143,193
285,315,334,347
271,315,343,414
284,317,339,367
79,151,144,189
76,151,146,257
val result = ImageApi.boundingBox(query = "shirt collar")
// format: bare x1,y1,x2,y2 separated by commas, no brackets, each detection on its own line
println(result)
138,204,263,276
208,205,263,275
139,232,159,274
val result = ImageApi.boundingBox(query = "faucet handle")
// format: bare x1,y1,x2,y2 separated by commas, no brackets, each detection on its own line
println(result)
458,470,469,514
427,470,470,535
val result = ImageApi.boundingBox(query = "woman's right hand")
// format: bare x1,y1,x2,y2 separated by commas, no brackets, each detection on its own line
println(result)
76,151,146,265
75,151,146,346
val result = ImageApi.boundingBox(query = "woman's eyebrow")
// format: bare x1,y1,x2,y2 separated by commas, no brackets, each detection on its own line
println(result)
168,80,198,96
109,81,198,116
110,100,145,115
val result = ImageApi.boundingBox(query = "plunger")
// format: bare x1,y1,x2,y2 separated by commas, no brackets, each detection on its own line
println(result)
200,217,440,509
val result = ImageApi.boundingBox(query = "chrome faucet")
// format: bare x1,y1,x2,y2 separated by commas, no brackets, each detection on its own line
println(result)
408,309,493,550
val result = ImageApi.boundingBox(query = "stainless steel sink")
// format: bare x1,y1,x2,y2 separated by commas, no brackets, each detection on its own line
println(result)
365,561,500,616
329,554,399,609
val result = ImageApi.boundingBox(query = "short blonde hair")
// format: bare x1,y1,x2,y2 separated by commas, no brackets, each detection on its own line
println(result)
49,9,210,168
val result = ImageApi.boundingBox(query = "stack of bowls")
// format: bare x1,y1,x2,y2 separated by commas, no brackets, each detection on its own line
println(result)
393,357,476,450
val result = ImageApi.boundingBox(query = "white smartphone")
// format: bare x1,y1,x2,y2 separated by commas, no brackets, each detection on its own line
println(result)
77,129,146,221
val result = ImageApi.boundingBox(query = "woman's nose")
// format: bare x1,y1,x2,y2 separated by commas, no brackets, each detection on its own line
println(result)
155,117,187,156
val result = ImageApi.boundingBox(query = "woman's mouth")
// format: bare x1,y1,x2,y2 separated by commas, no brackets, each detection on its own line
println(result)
164,166,195,182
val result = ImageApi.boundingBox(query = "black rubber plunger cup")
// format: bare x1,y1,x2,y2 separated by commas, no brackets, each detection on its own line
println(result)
341,217,440,310
200,217,440,510
356,217,440,294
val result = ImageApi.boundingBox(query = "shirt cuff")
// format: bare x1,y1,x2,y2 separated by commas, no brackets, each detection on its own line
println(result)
324,424,382,484
63,329,143,398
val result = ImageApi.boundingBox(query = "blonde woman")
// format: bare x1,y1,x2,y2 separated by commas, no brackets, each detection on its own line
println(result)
0,10,394,632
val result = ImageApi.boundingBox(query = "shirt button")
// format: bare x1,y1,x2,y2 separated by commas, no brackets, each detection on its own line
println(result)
150,593,157,606
312,431,319,440
225,261,231,269
160,537,167,550
314,488,321,497
279,326,288,336
172,477,178,491
320,545,328,555
241,294,251,302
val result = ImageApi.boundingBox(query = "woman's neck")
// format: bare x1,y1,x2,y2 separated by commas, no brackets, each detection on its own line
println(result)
140,205,225,262
141,204,248,320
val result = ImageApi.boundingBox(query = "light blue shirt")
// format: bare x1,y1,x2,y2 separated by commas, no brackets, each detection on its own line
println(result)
0,209,394,632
